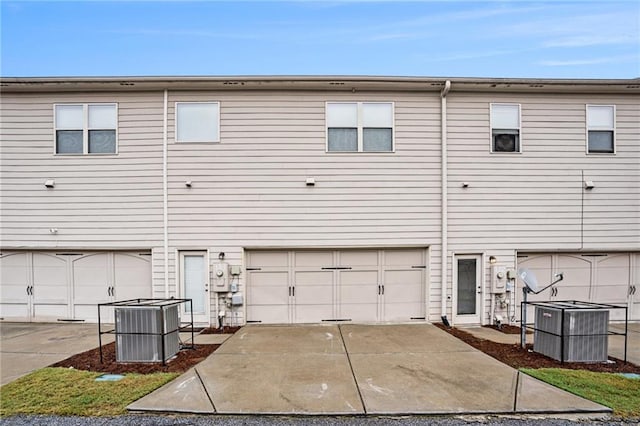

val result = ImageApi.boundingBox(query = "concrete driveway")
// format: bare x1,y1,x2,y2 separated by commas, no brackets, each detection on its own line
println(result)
0,322,112,386
130,323,610,415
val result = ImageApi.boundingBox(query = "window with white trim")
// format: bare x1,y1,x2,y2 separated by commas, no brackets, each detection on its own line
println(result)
586,105,615,154
326,102,393,152
176,102,220,143
54,104,117,154
490,103,520,153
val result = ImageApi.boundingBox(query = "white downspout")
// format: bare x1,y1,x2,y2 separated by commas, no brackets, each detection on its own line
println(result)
163,89,169,298
440,80,451,321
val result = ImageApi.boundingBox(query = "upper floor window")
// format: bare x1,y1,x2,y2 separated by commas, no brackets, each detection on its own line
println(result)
586,105,615,154
176,102,220,142
490,103,521,153
55,104,117,154
326,102,394,152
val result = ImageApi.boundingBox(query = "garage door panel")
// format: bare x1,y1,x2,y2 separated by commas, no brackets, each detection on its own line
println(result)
33,304,68,319
295,251,332,267
113,254,151,300
73,254,109,304
247,251,288,268
295,284,333,305
385,302,424,321
248,283,289,306
0,253,29,304
557,256,592,287
384,269,422,285
339,250,378,267
32,253,68,305
295,271,332,286
340,303,377,321
340,270,378,286
340,282,378,304
294,304,333,323
385,250,423,266
385,282,423,303
247,305,288,324
249,271,288,287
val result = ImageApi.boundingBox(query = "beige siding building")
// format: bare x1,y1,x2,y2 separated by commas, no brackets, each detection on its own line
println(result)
1,76,638,326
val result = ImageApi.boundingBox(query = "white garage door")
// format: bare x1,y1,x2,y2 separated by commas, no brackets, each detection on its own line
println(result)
246,248,427,324
0,251,151,322
517,252,638,321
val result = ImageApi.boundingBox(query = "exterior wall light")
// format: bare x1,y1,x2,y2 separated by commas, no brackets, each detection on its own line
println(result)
584,180,595,190
44,179,55,188
489,256,497,264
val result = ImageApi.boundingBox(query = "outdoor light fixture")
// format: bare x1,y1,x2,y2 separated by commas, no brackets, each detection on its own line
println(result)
218,252,225,260
49,228,58,234
185,180,192,188
489,256,497,264
44,179,55,188
305,177,316,186
584,180,595,190
462,182,469,188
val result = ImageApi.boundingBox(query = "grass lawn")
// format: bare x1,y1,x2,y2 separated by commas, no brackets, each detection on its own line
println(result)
0,367,178,417
521,368,640,418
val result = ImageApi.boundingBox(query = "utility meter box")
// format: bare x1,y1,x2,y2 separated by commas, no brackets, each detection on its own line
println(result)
491,265,507,294
231,293,244,306
213,262,230,292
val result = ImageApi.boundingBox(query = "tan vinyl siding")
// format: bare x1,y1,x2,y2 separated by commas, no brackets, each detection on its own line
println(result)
166,91,442,246
447,92,640,253
0,92,164,249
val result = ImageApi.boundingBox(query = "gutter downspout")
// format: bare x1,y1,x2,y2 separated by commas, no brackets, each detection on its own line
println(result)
440,80,451,322
163,89,169,298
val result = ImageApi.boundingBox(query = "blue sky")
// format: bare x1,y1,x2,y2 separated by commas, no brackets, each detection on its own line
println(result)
1,1,638,78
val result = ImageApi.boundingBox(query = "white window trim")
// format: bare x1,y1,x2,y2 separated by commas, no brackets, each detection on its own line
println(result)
325,101,395,153
175,101,221,143
489,103,522,154
53,103,119,155
586,104,616,155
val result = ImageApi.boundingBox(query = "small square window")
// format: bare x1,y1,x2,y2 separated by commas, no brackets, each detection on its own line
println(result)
176,102,220,143
587,105,615,154
490,104,520,153
326,102,393,152
54,104,117,155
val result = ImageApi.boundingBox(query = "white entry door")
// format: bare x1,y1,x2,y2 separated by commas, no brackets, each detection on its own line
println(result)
454,255,482,324
179,251,210,324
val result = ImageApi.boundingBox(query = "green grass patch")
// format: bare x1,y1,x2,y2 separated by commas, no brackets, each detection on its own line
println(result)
0,367,178,416
521,368,640,418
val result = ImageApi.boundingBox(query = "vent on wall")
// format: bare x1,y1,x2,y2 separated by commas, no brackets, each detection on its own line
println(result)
115,305,180,363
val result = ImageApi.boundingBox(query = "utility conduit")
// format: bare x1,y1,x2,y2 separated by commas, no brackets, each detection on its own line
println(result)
441,80,451,320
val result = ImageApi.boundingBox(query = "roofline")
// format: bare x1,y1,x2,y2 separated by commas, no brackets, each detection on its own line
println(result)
1,75,639,94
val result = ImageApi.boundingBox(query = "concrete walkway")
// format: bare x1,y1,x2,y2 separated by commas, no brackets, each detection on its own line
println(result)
129,324,611,416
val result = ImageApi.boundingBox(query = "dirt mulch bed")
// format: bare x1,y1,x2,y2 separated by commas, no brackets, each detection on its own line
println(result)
201,325,243,334
483,324,531,334
51,342,219,375
435,323,640,374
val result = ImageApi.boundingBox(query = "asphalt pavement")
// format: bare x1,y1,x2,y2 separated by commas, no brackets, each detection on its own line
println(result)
0,414,632,426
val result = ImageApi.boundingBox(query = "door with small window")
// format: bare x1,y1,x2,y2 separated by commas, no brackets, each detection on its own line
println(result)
179,251,210,324
454,255,482,324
